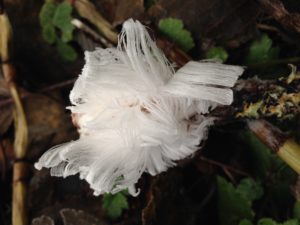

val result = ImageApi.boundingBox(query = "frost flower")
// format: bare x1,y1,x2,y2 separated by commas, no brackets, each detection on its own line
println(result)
35,19,244,196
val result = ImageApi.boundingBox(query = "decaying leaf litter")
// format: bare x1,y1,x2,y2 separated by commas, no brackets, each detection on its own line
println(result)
1,0,300,225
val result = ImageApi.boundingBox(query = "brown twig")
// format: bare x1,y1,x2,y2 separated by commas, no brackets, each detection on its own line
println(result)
38,78,76,93
0,140,13,181
0,141,7,180
257,23,280,32
248,119,300,174
71,18,113,48
199,156,250,176
258,0,300,33
0,7,29,225
71,0,118,44
156,36,190,67
0,78,76,107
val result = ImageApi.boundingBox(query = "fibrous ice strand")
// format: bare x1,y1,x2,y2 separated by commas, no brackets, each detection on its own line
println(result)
35,19,244,196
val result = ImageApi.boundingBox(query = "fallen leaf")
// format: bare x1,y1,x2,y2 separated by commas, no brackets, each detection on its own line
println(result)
60,208,106,225
148,0,259,48
94,0,145,27
31,215,55,225
23,94,77,160
259,0,300,33
0,80,13,135
0,140,13,180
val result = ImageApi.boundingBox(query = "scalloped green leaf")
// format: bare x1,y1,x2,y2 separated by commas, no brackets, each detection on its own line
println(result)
39,0,56,27
103,191,129,220
236,178,263,203
206,46,228,62
282,219,299,225
61,29,73,43
52,2,75,42
217,176,254,225
258,218,278,225
42,24,56,44
245,34,279,64
239,219,254,225
56,41,77,61
293,201,300,220
158,18,195,52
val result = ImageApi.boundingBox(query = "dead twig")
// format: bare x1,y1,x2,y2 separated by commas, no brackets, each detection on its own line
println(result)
199,156,250,177
71,0,118,44
258,0,300,33
0,78,76,107
0,140,13,181
248,119,300,174
257,23,280,32
71,18,113,48
0,7,29,225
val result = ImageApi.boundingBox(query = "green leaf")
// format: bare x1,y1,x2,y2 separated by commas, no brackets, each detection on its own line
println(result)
258,218,278,225
293,201,300,220
239,219,254,225
103,192,129,220
52,2,75,42
267,155,297,217
56,41,77,61
257,218,299,225
42,24,56,44
240,131,272,178
61,29,73,43
236,178,263,203
158,18,195,52
206,46,228,62
282,219,299,225
39,0,56,27
217,176,254,225
245,34,279,64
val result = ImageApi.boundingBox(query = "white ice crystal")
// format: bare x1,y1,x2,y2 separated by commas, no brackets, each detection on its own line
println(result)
35,19,244,196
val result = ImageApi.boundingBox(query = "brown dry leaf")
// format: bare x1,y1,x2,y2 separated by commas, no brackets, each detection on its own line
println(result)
259,0,300,33
60,208,106,225
0,106,13,134
0,139,13,180
141,183,156,225
31,215,54,225
23,93,77,160
292,176,300,201
112,0,145,26
148,0,260,48
31,208,107,225
29,169,55,213
0,79,13,135
95,0,145,27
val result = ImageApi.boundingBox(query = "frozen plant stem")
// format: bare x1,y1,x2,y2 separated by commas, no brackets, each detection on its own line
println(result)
248,119,300,174
0,7,29,225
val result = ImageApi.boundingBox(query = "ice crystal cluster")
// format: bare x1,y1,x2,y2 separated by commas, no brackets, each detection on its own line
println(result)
35,19,243,196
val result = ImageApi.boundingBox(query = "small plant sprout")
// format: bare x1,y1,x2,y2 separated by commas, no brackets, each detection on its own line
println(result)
35,19,244,196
